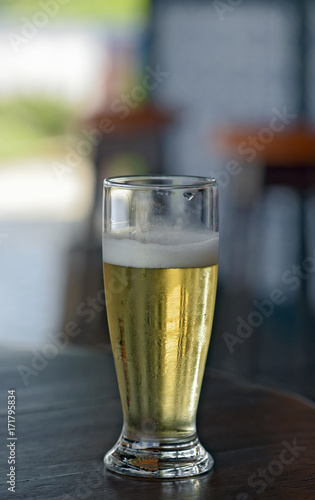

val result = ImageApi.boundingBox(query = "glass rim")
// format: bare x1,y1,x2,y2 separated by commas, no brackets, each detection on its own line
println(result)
103,175,217,190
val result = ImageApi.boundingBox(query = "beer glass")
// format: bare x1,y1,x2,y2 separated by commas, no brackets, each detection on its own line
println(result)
102,175,219,478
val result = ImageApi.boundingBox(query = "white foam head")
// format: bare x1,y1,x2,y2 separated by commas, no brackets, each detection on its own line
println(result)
103,229,219,268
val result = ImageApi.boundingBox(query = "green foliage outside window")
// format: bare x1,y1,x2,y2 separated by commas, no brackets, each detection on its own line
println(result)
0,98,75,159
1,0,150,24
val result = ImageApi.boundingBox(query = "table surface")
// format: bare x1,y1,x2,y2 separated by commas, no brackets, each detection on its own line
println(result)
0,346,314,500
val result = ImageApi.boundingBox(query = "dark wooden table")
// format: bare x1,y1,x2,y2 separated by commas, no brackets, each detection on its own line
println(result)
0,346,314,500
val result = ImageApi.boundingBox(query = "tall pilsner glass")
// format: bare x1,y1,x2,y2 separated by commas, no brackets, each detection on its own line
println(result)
102,176,219,479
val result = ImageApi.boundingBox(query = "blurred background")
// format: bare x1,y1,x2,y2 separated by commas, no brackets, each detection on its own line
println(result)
1,0,314,399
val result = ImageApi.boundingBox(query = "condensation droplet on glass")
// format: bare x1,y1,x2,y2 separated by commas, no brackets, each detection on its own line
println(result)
184,192,195,201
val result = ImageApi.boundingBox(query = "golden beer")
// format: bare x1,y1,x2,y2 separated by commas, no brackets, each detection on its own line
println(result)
104,262,218,440
103,231,218,441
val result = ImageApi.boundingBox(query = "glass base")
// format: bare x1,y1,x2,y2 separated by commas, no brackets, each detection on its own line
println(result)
104,434,214,479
